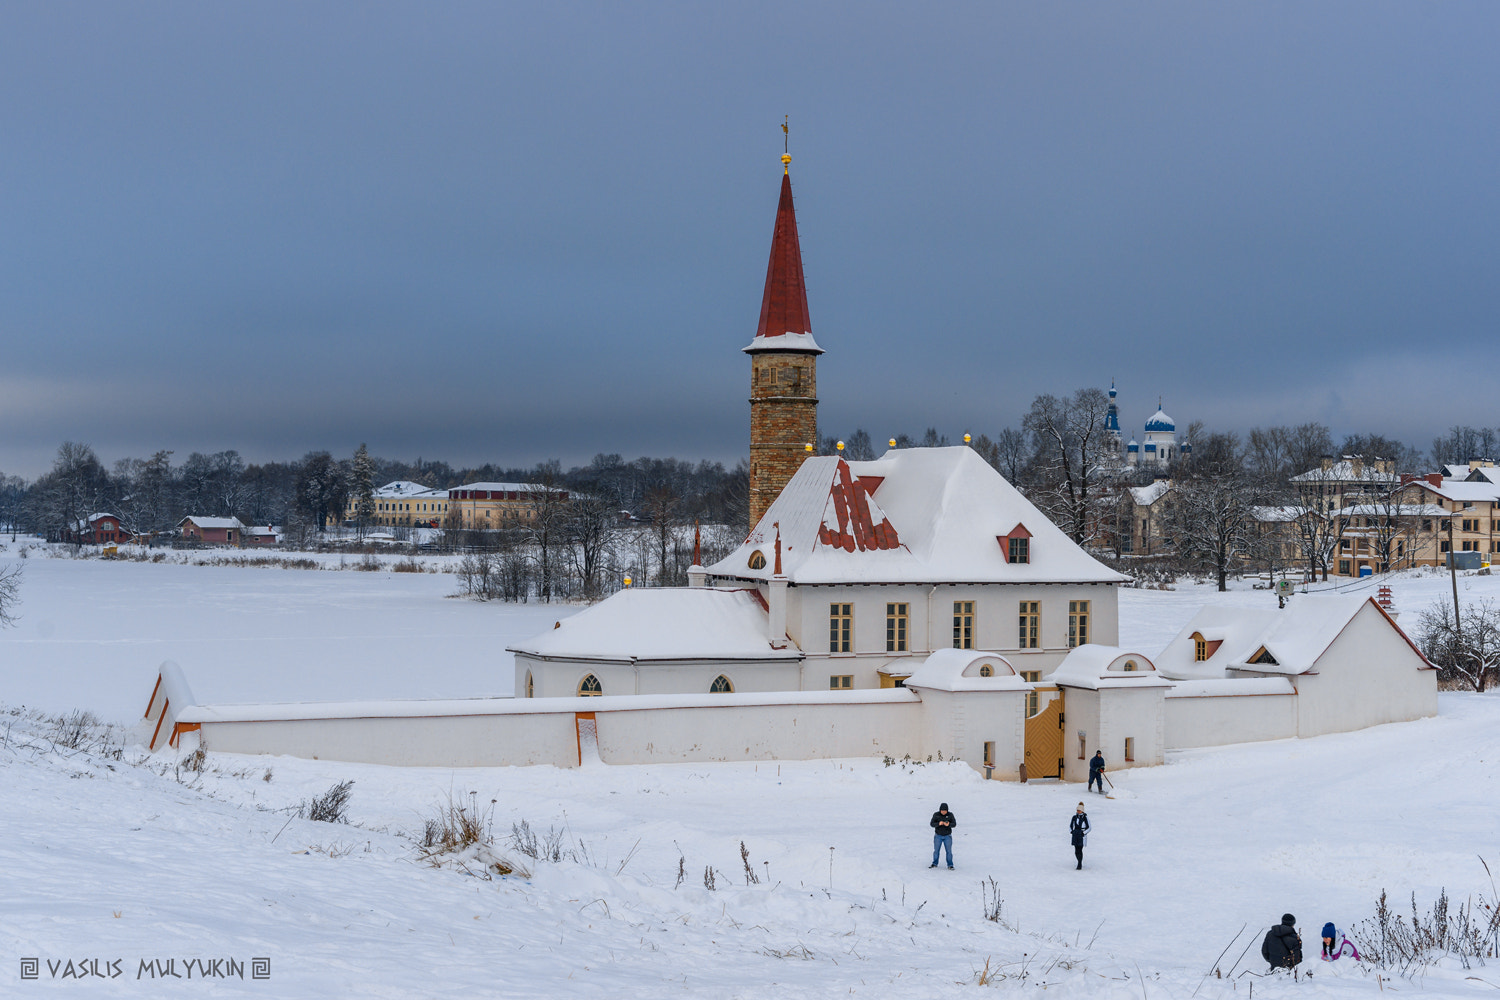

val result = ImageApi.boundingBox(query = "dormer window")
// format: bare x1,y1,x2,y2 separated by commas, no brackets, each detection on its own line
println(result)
1193,632,1207,662
1001,524,1032,564
748,550,767,570
1248,646,1278,665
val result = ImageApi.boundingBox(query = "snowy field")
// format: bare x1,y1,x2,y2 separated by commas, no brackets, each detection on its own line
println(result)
4,547,1500,997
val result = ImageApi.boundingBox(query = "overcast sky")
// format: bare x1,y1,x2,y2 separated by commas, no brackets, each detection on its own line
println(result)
2,3,1497,478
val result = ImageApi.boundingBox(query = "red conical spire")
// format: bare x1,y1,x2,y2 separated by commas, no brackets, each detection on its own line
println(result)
753,167,813,341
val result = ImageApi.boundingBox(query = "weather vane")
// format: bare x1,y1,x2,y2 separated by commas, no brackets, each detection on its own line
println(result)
781,116,791,173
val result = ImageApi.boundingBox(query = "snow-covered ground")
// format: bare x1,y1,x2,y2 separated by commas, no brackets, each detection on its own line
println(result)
4,547,1500,997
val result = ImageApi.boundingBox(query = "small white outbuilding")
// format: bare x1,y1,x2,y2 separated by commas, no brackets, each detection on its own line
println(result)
1155,595,1437,744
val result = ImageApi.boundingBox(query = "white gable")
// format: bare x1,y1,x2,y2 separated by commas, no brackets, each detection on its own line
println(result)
707,447,1127,585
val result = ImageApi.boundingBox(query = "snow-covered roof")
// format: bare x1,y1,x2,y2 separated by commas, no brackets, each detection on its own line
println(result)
508,587,801,662
374,481,445,498
70,512,119,530
1165,678,1295,699
1155,596,1421,680
1249,505,1306,523
1130,481,1170,507
1290,462,1399,484
179,516,245,530
1144,408,1175,433
743,331,823,354
1329,504,1448,518
904,649,1030,692
707,448,1128,586
1465,467,1500,485
1048,645,1170,690
1407,479,1500,503
451,482,559,494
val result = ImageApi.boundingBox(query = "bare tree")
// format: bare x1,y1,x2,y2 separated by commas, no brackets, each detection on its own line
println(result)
1418,598,1500,692
0,563,21,627
567,493,615,599
526,462,571,602
1022,388,1113,543
1165,433,1262,591
640,485,681,586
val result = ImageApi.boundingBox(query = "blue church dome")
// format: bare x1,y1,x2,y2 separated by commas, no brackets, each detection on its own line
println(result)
1144,408,1175,433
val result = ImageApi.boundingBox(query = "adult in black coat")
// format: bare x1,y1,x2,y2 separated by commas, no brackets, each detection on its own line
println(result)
1069,803,1090,869
1261,914,1303,970
929,803,956,869
1088,751,1107,794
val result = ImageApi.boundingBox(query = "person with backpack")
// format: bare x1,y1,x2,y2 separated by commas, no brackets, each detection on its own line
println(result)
1069,803,1090,869
1261,913,1303,970
929,803,956,869
1088,751,1107,794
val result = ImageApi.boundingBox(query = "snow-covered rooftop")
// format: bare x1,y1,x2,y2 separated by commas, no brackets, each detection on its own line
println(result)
1290,461,1399,484
707,447,1128,586
373,481,445,498
743,331,823,354
903,649,1030,692
1249,505,1306,523
1047,645,1170,690
1407,479,1500,503
451,482,558,494
1155,595,1411,680
508,587,801,662
1129,481,1170,507
1330,503,1448,518
179,516,245,530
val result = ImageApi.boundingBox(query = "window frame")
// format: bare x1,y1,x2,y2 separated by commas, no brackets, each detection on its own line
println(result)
1018,600,1040,649
1068,600,1090,648
829,603,853,653
885,602,909,653
952,600,975,650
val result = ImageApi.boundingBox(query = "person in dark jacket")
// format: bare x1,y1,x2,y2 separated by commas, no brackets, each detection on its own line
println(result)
1261,914,1303,970
929,803,956,869
1069,803,1090,869
1088,751,1107,794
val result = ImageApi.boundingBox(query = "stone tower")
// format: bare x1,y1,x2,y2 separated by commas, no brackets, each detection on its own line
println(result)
746,152,822,526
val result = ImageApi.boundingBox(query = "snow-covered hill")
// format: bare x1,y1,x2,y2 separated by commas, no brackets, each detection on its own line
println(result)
4,548,1500,996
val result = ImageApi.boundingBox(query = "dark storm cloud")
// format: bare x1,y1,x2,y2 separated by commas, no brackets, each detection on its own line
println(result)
2,2,1497,476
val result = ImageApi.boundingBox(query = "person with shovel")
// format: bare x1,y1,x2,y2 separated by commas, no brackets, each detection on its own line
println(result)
1088,750,1107,794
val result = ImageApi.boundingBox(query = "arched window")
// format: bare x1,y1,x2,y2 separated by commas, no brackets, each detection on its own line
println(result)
1192,633,1208,662
748,550,767,570
578,674,603,696
525,671,534,698
710,675,733,694
1123,660,1138,672
979,664,993,677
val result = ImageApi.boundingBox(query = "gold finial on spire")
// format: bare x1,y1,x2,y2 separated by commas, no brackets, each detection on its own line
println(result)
781,116,791,173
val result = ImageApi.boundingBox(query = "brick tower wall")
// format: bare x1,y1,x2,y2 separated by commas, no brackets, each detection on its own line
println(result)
748,350,819,526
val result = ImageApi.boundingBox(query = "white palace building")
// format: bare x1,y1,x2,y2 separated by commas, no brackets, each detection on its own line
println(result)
140,152,1437,781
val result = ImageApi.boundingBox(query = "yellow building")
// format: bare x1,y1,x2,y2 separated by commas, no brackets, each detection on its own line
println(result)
444,482,569,530
344,481,451,528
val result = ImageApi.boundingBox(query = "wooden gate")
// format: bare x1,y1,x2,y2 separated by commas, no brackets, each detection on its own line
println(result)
1024,689,1064,779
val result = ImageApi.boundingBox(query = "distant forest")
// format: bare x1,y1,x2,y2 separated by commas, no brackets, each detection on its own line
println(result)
0,390,1493,550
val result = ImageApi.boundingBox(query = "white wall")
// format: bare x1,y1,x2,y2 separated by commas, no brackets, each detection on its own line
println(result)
1164,684,1298,749
1291,603,1438,737
792,582,1121,688
595,700,921,765
199,712,579,768
516,654,805,700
